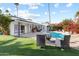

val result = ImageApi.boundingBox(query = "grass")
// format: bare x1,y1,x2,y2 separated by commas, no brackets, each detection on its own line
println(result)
0,35,79,56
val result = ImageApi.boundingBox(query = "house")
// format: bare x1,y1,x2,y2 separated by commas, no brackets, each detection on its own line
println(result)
9,16,47,37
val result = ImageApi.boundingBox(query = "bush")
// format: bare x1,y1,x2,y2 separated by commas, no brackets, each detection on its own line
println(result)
48,24,63,31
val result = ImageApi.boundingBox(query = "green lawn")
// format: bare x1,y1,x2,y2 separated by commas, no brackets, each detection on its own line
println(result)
0,35,79,56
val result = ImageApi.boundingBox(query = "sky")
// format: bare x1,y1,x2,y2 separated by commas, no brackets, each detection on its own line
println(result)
0,3,79,24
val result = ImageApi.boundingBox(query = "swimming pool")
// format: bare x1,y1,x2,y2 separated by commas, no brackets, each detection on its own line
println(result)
0,32,3,35
50,32,64,39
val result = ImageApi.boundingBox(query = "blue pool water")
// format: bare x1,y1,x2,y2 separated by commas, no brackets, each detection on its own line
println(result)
0,32,3,35
50,32,64,39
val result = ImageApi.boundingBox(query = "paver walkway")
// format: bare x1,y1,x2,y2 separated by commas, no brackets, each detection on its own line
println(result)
70,34,79,50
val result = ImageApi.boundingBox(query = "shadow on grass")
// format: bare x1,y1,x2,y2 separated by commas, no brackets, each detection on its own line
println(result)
0,38,17,45
0,44,79,56
0,38,79,56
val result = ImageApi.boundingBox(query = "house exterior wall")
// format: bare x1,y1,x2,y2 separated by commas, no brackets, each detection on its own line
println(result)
10,20,47,36
10,21,19,36
25,24,28,33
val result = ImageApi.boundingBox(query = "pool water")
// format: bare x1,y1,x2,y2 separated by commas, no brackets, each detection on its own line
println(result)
0,32,3,35
50,32,64,39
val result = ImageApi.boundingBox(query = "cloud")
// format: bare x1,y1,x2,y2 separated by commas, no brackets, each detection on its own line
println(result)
66,3,72,7
52,12,56,15
54,3,59,8
0,7,5,13
29,6,38,9
27,3,44,9
27,3,44,7
7,8,11,11
0,7,4,11
13,10,40,19
60,10,69,13
0,7,12,13
17,10,27,18
45,11,56,16
19,3,27,5
14,3,44,9
44,11,48,15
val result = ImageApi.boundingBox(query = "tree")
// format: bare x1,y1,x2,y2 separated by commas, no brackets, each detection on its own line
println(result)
14,3,19,16
48,3,51,24
61,19,74,32
0,9,2,15
0,10,11,34
5,10,10,16
72,11,79,33
75,11,79,24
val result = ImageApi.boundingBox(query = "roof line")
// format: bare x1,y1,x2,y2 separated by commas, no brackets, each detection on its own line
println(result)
11,15,44,26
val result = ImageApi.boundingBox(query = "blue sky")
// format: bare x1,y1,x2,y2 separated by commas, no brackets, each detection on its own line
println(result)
0,3,79,23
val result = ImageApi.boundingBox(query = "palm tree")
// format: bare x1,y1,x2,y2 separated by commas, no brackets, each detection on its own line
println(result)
0,12,11,34
5,10,9,13
0,9,2,15
5,10,10,16
75,11,79,17
14,3,19,17
48,3,51,24
47,3,51,31
75,11,79,24
14,3,20,37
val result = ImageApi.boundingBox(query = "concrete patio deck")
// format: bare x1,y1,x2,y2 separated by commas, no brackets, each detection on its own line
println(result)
20,32,79,50
46,34,79,49
20,32,49,37
70,34,79,50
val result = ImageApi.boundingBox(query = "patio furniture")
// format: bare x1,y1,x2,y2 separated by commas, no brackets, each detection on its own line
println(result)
36,34,46,48
36,32,71,49
61,35,71,49
49,32,71,49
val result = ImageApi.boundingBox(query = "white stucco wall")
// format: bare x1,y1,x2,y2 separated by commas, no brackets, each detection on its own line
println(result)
10,20,47,36
10,21,31,36
25,25,28,33
9,21,19,36
9,22,14,35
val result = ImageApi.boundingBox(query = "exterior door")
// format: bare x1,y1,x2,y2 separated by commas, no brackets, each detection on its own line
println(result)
20,25,25,34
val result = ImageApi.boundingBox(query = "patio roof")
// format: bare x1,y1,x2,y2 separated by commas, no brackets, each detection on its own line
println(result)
11,15,45,26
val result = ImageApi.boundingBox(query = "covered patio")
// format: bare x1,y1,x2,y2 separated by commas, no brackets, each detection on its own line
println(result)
10,16,47,37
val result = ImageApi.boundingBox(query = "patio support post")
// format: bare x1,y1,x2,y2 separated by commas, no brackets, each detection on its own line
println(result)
14,3,20,37
17,5,20,37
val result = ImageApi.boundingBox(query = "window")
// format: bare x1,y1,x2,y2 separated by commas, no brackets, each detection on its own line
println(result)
14,24,18,34
21,25,25,34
